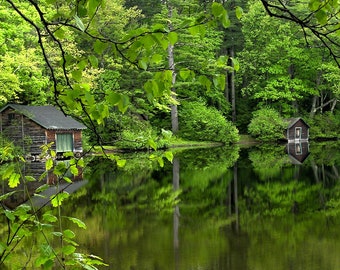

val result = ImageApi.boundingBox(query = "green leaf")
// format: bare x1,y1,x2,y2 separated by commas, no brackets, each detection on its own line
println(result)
221,11,230,28
231,57,240,71
163,151,174,162
157,157,164,167
9,173,20,188
309,0,321,11
211,2,224,17
70,165,78,176
0,191,16,202
93,40,108,55
138,59,148,70
88,55,98,68
235,6,243,20
148,139,157,150
106,92,121,105
54,28,65,39
116,159,126,168
46,158,54,171
88,0,101,17
72,69,82,82
36,184,50,193
151,54,163,64
74,15,85,31
315,10,328,25
168,32,178,45
43,213,58,223
66,217,87,229
62,245,76,255
4,210,15,221
63,229,76,239
179,68,191,80
51,192,70,207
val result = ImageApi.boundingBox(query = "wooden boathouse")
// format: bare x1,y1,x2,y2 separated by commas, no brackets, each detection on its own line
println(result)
0,104,86,158
284,117,310,142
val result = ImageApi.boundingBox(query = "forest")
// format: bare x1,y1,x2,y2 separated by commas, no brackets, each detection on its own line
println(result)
1,0,339,151
1,1,340,269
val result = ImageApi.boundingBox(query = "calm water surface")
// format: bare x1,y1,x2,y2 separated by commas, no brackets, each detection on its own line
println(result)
55,142,340,270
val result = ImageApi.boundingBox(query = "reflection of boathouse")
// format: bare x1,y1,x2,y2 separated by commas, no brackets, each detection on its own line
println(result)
286,141,310,164
284,118,310,142
1,161,84,209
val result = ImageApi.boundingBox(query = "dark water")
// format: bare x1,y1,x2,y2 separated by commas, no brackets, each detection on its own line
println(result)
3,142,340,269
60,142,340,270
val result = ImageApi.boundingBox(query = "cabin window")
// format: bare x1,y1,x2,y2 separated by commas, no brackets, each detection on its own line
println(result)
56,133,73,152
295,143,302,155
8,113,15,122
295,127,302,139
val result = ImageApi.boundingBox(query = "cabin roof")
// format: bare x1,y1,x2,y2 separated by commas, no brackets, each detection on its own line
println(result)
0,104,86,130
284,117,310,129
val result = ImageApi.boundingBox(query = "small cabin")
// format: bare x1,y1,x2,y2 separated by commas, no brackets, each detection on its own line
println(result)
0,104,86,158
284,117,309,142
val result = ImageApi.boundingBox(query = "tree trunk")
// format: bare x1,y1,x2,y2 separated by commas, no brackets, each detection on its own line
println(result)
230,47,236,123
167,5,178,133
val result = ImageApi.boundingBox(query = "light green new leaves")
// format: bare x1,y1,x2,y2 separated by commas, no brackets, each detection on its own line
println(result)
211,2,230,28
51,192,70,207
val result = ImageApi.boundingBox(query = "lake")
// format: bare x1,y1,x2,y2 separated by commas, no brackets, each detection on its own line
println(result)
2,141,340,269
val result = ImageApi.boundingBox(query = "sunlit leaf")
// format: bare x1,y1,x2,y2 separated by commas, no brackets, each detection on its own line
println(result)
63,229,76,239
235,6,243,20
62,245,76,255
66,217,87,229
51,192,70,207
116,159,126,168
179,68,191,80
36,184,50,193
74,15,85,31
168,32,178,45
46,158,54,171
9,173,20,188
163,151,174,162
148,139,157,150
43,213,58,223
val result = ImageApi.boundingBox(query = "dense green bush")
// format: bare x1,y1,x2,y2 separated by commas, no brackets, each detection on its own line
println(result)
307,112,340,140
178,101,239,144
248,108,286,142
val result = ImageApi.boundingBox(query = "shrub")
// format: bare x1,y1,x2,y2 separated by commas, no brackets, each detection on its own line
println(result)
178,101,239,144
248,108,285,142
307,112,340,139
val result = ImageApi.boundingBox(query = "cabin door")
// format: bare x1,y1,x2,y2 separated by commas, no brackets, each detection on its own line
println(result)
56,133,73,152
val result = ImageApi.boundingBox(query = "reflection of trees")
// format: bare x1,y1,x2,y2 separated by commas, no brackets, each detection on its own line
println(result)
248,144,290,181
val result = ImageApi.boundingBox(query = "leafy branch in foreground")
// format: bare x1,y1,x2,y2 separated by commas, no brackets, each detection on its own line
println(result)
0,144,106,269
4,0,234,146
260,0,340,68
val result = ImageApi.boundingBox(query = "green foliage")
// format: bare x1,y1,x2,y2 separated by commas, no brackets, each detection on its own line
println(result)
178,101,239,144
307,112,340,139
248,108,286,142
0,144,106,269
241,181,322,216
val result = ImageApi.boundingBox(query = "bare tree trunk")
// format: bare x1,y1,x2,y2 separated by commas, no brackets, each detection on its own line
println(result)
168,6,178,133
310,95,318,118
230,47,236,123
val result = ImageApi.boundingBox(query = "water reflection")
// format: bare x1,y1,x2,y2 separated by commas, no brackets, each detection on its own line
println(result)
0,160,85,209
4,142,340,269
286,141,310,164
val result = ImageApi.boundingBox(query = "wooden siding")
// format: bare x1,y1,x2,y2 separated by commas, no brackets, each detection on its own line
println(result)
0,108,46,154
